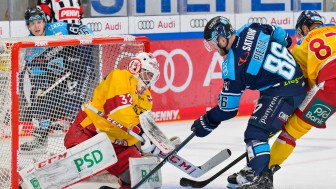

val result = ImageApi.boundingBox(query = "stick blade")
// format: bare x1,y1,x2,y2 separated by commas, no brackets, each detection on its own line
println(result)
199,149,231,173
180,177,209,188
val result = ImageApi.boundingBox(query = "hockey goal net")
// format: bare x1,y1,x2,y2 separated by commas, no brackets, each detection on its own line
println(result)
0,34,150,189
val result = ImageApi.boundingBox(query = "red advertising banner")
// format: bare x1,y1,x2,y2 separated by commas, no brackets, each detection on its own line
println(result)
150,39,260,122
150,36,297,122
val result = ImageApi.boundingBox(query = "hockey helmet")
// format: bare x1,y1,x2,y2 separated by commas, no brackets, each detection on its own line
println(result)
203,16,234,52
295,10,323,37
24,6,47,26
128,52,160,95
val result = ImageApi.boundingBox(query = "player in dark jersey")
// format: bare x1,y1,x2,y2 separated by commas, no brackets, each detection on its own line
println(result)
20,6,95,152
190,16,307,189
37,0,83,24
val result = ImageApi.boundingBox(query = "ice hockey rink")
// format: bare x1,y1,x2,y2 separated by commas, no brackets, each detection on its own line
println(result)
67,115,336,189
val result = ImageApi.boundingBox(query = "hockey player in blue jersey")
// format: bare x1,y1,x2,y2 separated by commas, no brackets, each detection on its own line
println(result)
20,6,95,152
191,16,307,189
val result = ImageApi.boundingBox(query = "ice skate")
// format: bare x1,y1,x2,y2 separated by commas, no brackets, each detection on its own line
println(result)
227,166,254,189
237,171,273,189
236,165,280,189
20,137,48,153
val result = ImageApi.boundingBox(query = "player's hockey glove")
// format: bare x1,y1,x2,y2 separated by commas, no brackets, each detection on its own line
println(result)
191,113,220,137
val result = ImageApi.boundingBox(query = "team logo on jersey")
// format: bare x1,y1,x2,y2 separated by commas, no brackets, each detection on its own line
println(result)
47,58,64,73
147,95,153,103
253,103,263,114
284,75,304,86
223,81,230,91
278,112,289,122
238,52,250,66
304,98,335,126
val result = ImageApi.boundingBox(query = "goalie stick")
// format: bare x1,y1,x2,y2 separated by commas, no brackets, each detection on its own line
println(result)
85,103,232,178
179,152,247,188
36,71,71,96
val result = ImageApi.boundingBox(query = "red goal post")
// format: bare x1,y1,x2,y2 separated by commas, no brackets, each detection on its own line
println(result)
0,35,150,189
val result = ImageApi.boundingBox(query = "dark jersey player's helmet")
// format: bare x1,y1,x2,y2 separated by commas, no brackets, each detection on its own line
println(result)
204,16,234,41
295,10,323,36
24,6,47,26
203,16,234,52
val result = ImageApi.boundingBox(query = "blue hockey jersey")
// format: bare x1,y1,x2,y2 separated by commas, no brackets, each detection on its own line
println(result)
223,23,305,96
21,22,95,122
205,23,306,123
26,22,93,62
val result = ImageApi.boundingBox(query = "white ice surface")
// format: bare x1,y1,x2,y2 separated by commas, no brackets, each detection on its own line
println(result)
68,115,336,189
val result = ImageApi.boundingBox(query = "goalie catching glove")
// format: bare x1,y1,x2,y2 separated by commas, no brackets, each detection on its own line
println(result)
131,124,163,155
140,132,181,156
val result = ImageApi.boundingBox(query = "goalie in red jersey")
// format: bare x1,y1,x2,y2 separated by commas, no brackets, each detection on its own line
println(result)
64,52,161,189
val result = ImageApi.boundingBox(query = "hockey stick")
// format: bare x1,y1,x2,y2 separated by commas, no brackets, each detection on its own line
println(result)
158,148,231,178
85,103,231,178
179,130,280,188
36,71,71,96
180,152,247,188
131,131,196,189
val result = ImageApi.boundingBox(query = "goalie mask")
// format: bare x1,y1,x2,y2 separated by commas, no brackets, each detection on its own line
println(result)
128,52,160,95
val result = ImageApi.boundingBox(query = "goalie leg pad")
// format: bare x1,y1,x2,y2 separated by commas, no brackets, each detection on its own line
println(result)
129,157,162,189
106,145,141,176
19,133,117,189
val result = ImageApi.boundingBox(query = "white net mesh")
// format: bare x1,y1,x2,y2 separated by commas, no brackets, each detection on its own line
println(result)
0,34,148,188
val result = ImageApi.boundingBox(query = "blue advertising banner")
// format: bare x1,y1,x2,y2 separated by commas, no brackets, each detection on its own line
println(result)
90,0,323,16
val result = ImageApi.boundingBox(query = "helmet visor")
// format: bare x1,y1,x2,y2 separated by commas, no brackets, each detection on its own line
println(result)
203,38,218,52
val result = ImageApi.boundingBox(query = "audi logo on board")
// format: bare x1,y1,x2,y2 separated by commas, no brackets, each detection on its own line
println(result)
138,20,155,30
248,17,267,24
152,49,193,94
87,22,102,32
190,19,208,28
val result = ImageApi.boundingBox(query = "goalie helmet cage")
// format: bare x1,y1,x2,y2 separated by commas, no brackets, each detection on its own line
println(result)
0,35,150,189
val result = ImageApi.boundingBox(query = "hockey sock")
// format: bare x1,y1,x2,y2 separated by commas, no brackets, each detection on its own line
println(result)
269,129,296,168
246,140,270,176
